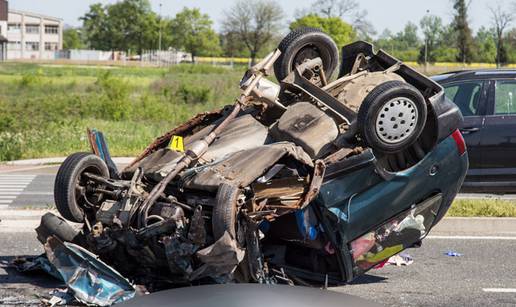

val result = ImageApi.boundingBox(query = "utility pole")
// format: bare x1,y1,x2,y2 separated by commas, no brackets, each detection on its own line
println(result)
158,3,162,52
424,9,430,74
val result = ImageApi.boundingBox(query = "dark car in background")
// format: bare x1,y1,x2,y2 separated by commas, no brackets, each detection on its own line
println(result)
433,70,516,193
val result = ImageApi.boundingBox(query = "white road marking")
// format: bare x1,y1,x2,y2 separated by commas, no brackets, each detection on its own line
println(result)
427,235,516,240
482,288,516,293
0,175,36,208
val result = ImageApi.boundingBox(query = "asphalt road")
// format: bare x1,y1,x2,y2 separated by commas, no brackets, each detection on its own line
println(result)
1,165,516,209
0,231,515,306
0,164,515,305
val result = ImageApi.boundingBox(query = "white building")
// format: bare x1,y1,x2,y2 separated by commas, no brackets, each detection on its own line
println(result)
5,8,63,60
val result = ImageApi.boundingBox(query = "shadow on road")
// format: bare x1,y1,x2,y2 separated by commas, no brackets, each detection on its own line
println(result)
349,274,388,285
0,255,62,288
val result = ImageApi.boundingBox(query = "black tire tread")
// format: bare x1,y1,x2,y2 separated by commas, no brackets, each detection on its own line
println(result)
274,27,339,82
277,27,323,52
357,80,427,154
54,152,108,223
212,182,240,240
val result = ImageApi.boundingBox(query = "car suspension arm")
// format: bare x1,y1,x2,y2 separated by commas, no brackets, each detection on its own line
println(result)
137,50,282,227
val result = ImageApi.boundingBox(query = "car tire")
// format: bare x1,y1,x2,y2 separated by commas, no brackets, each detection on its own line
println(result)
54,152,109,223
213,182,240,240
357,81,427,154
274,27,339,82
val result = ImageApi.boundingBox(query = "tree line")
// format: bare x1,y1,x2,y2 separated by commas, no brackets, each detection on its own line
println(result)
63,0,516,65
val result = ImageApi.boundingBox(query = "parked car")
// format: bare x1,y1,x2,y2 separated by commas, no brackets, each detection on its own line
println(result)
36,29,467,304
433,70,516,193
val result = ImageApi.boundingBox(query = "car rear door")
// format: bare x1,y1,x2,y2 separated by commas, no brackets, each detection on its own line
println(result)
478,79,516,186
441,79,487,180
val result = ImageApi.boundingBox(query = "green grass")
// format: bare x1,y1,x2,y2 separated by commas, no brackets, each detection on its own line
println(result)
448,199,516,217
0,63,245,161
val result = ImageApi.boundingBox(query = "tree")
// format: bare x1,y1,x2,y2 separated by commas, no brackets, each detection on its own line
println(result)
170,8,220,63
107,0,159,55
374,23,420,61
80,0,159,55
311,0,358,18
452,0,474,63
222,0,284,65
81,3,112,50
309,0,375,39
474,26,497,63
290,14,356,48
63,28,84,50
489,3,513,67
220,31,247,58
418,15,444,63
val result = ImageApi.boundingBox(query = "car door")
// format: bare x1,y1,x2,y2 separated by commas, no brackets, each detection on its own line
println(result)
441,80,487,179
478,79,516,186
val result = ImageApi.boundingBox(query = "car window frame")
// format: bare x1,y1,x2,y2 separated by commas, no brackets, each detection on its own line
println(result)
440,79,488,117
487,78,516,117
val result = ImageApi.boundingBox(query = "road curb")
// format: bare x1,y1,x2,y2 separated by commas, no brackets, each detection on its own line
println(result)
432,217,516,235
1,210,516,234
2,156,135,166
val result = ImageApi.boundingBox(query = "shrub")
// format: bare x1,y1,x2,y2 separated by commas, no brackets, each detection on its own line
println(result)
94,71,133,120
0,132,23,161
19,71,43,88
176,83,211,104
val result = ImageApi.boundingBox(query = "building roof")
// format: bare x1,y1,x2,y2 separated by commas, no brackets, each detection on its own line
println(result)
0,35,7,43
8,9,62,22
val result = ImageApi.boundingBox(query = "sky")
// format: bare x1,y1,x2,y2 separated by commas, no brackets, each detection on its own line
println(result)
7,0,504,36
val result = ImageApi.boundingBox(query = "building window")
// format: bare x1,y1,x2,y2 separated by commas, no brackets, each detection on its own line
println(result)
8,41,21,50
8,23,21,32
45,25,59,34
25,24,40,34
44,42,58,51
25,41,39,51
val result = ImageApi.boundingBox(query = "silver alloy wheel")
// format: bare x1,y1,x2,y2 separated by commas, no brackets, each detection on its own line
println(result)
375,97,418,144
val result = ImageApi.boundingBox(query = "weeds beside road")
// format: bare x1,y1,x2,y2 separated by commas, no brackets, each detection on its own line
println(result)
0,63,244,161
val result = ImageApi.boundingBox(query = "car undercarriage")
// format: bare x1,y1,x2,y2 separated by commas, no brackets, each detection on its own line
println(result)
34,28,467,304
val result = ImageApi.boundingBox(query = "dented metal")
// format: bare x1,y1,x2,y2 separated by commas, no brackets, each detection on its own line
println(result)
37,35,467,305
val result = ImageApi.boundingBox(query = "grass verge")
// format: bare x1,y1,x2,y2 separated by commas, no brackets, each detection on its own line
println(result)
448,199,516,217
0,63,245,161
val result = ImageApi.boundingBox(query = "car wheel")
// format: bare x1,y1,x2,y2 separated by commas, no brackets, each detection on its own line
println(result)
213,182,240,240
54,152,109,223
357,81,427,154
274,27,339,82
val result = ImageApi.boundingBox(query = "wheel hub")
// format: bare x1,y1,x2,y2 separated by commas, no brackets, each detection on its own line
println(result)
375,97,418,144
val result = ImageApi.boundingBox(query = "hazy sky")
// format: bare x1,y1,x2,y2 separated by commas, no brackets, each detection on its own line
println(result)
7,0,505,36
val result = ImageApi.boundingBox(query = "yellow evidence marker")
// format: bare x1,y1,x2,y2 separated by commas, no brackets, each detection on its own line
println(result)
170,135,184,152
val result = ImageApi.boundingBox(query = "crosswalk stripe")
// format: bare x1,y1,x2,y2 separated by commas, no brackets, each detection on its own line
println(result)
0,185,31,188
0,175,37,209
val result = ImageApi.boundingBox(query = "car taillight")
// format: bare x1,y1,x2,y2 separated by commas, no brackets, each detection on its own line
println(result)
451,129,466,156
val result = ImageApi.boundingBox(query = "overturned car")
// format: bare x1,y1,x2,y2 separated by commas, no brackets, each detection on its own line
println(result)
41,28,468,290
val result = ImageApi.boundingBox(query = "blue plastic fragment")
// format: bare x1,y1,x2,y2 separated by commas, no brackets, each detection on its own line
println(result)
45,237,135,306
444,251,463,257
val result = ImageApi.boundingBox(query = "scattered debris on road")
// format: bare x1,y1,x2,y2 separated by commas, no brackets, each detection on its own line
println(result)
444,251,463,257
